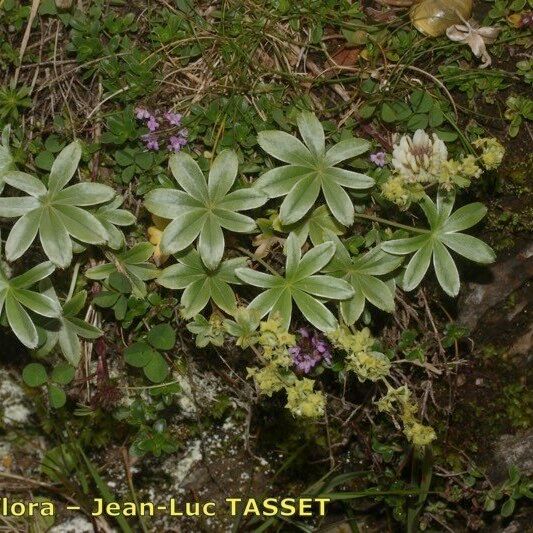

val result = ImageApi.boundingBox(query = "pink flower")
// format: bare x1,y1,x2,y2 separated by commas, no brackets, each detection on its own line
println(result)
168,135,188,153
370,151,386,167
142,134,159,151
135,107,151,120
146,116,159,132
164,111,182,126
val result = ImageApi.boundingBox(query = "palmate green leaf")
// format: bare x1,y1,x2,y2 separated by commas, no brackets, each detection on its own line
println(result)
325,240,402,324
0,261,60,349
382,190,495,296
235,233,353,331
85,242,159,298
145,150,267,270
90,196,136,250
34,281,102,366
0,141,117,267
157,249,246,318
255,111,374,226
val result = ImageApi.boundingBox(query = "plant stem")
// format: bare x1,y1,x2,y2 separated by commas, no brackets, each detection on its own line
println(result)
353,213,429,234
66,261,81,301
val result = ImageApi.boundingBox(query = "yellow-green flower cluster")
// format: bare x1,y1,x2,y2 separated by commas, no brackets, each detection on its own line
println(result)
381,177,424,209
376,385,436,447
247,315,325,418
328,327,391,382
472,137,505,170
285,378,326,418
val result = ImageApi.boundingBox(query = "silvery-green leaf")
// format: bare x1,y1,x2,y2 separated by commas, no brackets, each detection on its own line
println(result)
11,262,55,289
254,166,310,197
54,183,115,206
144,189,203,218
48,141,82,195
198,216,224,270
5,209,41,261
433,239,460,296
214,209,256,233
322,177,354,226
160,209,207,255
284,233,301,280
4,171,47,197
297,111,325,157
235,268,278,288
217,188,267,211
292,289,337,331
341,286,366,324
12,289,61,317
169,152,209,202
327,167,374,189
0,196,40,217
157,263,204,289
258,130,313,166
442,203,487,233
440,233,495,264
55,205,108,244
181,278,211,318
382,235,430,255
5,293,38,348
294,275,354,299
121,242,154,263
208,149,238,201
269,288,292,330
403,242,433,291
248,288,283,318
209,278,237,314
325,138,371,166
359,274,395,312
39,208,73,268
279,173,321,225
294,241,335,279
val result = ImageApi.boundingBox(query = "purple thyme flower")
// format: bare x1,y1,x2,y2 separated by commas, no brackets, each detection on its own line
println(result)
146,116,159,132
289,327,332,374
164,111,182,126
142,134,159,151
168,134,188,153
135,107,151,120
370,151,386,167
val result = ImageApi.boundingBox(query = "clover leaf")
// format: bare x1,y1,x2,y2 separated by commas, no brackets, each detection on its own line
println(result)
254,111,374,226
144,149,267,270
85,242,159,298
157,249,246,318
0,261,61,348
0,141,116,267
325,238,402,324
235,233,354,331
382,191,496,296
34,280,102,366
22,361,75,408
124,325,176,383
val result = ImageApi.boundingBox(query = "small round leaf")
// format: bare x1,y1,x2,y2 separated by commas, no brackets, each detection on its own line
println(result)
23,363,48,387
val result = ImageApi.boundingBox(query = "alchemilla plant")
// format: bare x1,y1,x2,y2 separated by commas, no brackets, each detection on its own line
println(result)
0,111,502,449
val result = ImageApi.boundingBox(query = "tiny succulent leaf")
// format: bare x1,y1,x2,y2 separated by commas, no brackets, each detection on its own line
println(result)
255,111,374,226
144,150,267,270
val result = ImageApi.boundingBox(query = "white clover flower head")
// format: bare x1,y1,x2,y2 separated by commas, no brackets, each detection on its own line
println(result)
392,129,448,184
